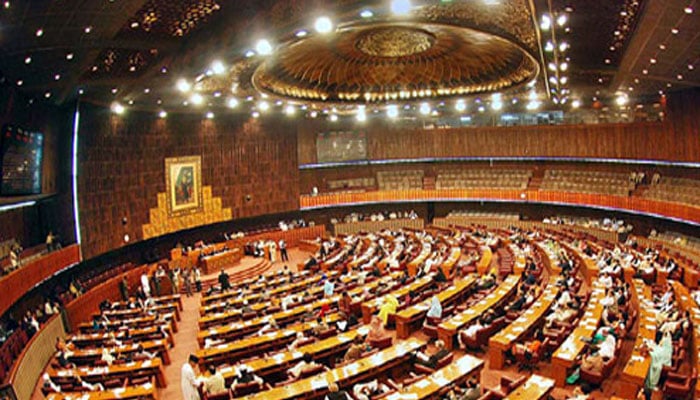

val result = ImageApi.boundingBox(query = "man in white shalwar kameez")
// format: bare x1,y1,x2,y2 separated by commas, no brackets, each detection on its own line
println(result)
181,354,201,400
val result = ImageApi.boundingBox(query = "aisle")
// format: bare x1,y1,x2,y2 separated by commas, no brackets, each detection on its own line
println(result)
158,292,201,400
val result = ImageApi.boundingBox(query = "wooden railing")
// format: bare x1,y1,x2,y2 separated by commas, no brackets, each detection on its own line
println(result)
300,189,700,224
333,218,424,235
0,245,81,317
7,315,67,400
64,264,152,332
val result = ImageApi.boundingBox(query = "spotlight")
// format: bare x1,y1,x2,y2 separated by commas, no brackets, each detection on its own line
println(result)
360,9,374,18
111,102,125,115
329,114,338,122
255,39,273,56
386,105,399,119
356,106,367,122
544,41,554,52
176,78,191,93
227,98,239,108
455,100,466,112
258,101,270,112
540,14,551,30
314,16,333,34
391,0,412,15
252,111,261,118
419,102,431,115
158,110,168,118
206,111,215,119
571,99,581,109
190,93,204,105
295,30,308,37
615,94,628,106
285,105,296,116
556,14,567,26
211,60,225,75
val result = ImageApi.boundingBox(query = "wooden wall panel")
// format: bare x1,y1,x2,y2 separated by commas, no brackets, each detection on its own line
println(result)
78,105,300,259
297,89,700,164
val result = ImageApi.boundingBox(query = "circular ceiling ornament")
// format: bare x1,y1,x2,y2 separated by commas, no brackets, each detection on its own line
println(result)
251,22,539,104
355,26,435,57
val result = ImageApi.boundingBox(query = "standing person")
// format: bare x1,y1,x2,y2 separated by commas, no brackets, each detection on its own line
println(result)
140,272,151,298
119,276,129,302
152,273,161,297
184,268,193,297
194,266,202,292
181,354,201,400
9,245,20,271
218,269,230,292
172,267,181,294
46,231,56,252
279,240,288,262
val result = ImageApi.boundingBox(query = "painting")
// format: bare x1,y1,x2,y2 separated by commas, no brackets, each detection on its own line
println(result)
165,156,203,217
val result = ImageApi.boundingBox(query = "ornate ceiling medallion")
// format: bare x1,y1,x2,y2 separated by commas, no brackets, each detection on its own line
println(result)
355,26,435,57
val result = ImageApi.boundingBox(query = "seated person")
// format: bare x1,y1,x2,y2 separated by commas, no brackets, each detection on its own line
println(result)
566,385,593,400
288,353,319,378
444,378,481,400
476,273,496,290
231,364,264,387
344,336,368,362
353,379,392,400
311,317,330,337
411,340,450,369
203,365,226,394
366,316,390,344
378,295,399,325
596,328,617,360
580,350,604,375
426,296,443,319
506,329,544,364
326,382,352,400
289,332,310,351
336,311,358,332
256,317,279,336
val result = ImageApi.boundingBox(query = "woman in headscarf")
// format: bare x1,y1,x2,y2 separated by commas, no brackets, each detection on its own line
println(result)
378,295,399,325
643,332,673,400
427,295,442,319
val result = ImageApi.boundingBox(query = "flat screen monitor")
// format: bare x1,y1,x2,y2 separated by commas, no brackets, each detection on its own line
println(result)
0,124,44,195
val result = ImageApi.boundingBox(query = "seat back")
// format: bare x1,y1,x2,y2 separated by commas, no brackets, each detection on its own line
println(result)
233,381,260,397
369,336,393,350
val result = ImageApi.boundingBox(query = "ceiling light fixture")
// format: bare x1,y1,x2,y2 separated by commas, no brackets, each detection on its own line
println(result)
314,16,333,34
391,0,412,15
255,39,273,56
111,102,125,114
176,78,191,93
211,60,226,74
386,104,399,119
227,98,239,108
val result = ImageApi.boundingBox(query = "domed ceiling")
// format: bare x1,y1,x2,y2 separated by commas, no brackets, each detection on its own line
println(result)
250,23,539,103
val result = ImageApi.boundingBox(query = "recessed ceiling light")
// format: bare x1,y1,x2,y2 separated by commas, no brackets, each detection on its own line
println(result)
3,2,10,9
54,74,60,80
642,69,648,75
684,6,693,14
419,102,431,115
556,14,567,26
176,78,191,93
111,88,118,94
24,56,31,64
227,98,239,108
677,74,684,80
386,105,399,119
252,111,261,119
360,9,373,18
541,15,551,30
144,88,150,94
84,26,92,34
129,66,136,72
571,99,581,108
156,99,162,105
255,39,273,56
111,102,125,114
130,22,139,29
671,28,679,34
211,60,226,74
66,53,74,60
190,93,204,105
659,44,666,50
295,30,308,38
35,28,43,37
161,66,168,74
391,0,412,15
329,114,338,122
258,100,270,111
158,110,167,118
78,89,84,95
688,64,694,70
650,58,657,64
16,80,22,86
244,50,256,58
314,16,333,34
206,111,214,119
285,104,296,116
604,59,611,64
128,100,134,105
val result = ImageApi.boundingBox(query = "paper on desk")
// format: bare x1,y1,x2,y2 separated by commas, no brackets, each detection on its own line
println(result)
310,377,328,390
415,379,430,388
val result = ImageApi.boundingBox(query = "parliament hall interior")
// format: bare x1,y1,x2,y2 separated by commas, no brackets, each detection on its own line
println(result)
0,0,699,399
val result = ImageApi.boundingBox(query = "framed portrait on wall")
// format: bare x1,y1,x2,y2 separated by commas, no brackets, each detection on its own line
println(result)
165,155,203,217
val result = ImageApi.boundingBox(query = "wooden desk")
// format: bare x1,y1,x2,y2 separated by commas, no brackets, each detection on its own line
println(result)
476,246,493,275
502,374,555,400
49,358,166,388
100,302,180,321
619,279,656,399
407,242,432,276
240,338,425,400
66,339,171,365
69,325,174,348
488,278,559,369
111,294,182,311
201,271,322,306
199,249,242,274
440,247,461,277
45,383,158,400
220,326,370,382
383,354,484,400
395,276,477,339
361,276,433,324
550,282,606,386
437,275,520,349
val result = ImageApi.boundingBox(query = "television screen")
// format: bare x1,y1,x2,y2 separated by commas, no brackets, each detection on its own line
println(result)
0,124,43,195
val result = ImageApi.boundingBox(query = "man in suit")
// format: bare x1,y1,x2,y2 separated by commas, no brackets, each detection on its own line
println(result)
412,340,450,369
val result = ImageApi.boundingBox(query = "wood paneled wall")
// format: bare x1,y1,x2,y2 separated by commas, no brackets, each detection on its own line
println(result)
297,89,700,164
77,105,300,259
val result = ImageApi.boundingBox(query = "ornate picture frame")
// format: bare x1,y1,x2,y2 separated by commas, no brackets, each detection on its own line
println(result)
165,155,203,217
